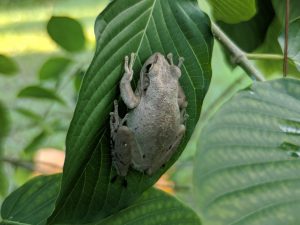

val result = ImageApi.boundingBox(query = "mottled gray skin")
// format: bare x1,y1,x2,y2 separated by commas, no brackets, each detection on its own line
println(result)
110,52,187,177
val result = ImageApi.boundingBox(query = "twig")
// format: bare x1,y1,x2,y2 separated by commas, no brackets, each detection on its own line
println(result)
283,0,290,77
211,22,266,81
0,157,62,174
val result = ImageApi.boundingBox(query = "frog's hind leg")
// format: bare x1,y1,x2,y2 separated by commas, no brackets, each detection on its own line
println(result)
110,100,137,177
146,125,186,175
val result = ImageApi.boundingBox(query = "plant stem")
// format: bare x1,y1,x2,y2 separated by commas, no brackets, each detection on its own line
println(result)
246,53,284,60
211,22,266,81
283,0,290,77
0,157,62,173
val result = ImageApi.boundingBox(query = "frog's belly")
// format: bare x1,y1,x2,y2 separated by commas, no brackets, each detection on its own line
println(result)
127,101,180,170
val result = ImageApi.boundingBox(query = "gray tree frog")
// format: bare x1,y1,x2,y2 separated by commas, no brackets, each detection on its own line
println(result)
110,52,187,177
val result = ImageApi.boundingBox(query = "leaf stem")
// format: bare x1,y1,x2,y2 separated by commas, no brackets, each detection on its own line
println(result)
283,0,290,77
211,22,266,81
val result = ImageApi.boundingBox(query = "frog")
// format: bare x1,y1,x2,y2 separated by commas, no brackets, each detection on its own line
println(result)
110,52,187,177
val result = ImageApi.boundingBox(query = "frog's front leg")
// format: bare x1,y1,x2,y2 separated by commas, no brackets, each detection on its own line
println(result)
146,125,186,175
120,53,140,109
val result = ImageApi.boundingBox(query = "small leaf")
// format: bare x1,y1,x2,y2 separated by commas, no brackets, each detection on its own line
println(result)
15,107,43,123
0,54,18,76
47,16,86,52
17,85,65,104
0,101,9,196
1,175,60,225
24,130,48,154
194,78,300,225
39,56,72,81
0,102,9,143
207,0,257,24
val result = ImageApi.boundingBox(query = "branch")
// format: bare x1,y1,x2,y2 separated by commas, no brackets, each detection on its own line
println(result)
211,22,266,82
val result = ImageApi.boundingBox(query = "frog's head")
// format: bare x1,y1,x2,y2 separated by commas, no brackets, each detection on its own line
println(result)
140,52,182,80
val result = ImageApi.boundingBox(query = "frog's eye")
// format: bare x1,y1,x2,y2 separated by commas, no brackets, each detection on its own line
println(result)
145,63,154,73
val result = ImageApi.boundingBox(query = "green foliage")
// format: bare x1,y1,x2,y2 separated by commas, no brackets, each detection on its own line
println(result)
47,16,86,52
48,0,213,224
1,175,60,225
207,0,256,24
15,107,43,124
17,86,65,104
1,175,201,225
92,188,202,225
39,57,73,81
23,130,48,154
279,19,300,71
194,78,300,225
218,0,274,52
0,102,9,196
0,54,18,76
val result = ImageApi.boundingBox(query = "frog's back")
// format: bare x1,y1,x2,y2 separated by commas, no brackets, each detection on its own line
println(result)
127,93,180,169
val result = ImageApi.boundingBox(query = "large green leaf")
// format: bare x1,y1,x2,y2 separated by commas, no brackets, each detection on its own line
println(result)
0,54,18,76
0,174,201,225
194,78,300,225
0,175,60,225
207,0,256,24
0,102,9,196
47,16,86,52
91,188,201,225
48,0,213,223
17,86,65,104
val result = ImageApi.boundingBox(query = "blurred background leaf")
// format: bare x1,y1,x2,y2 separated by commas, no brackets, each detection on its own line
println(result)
47,16,86,52
39,56,73,81
17,85,65,104
0,54,19,76
0,102,9,197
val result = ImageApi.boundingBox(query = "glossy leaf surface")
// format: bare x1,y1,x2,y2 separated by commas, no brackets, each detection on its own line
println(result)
194,78,300,225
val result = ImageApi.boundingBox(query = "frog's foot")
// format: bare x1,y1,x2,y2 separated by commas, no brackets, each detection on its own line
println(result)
146,125,186,175
180,108,189,124
178,57,184,68
124,53,135,81
167,53,174,65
